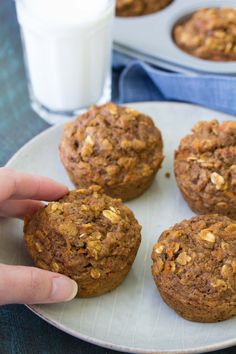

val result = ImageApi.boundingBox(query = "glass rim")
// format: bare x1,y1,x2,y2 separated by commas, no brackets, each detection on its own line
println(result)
16,0,115,33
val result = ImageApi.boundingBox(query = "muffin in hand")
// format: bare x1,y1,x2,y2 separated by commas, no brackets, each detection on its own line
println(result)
152,214,236,322
174,119,236,219
60,103,163,201
24,186,141,298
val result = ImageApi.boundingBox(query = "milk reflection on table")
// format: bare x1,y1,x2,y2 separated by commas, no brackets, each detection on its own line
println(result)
16,0,114,124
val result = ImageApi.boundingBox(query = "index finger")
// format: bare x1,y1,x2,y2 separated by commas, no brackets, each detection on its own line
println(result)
0,168,68,202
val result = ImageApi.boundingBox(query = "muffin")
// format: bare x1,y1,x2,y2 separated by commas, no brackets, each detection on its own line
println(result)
116,0,172,17
60,103,163,201
24,185,141,298
152,214,236,322
174,8,236,61
174,119,236,219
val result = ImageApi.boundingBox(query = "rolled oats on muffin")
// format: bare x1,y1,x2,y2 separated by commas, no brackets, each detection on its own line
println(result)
60,103,163,201
174,119,236,219
152,214,236,322
24,186,141,298
174,8,236,61
116,0,172,17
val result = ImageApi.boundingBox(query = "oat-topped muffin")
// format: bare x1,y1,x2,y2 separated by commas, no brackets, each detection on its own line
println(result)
152,214,236,322
60,103,163,201
174,8,236,61
24,186,141,298
116,0,172,17
174,119,236,219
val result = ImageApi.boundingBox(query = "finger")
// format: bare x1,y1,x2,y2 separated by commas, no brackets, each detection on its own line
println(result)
0,264,78,305
0,200,44,218
0,168,68,202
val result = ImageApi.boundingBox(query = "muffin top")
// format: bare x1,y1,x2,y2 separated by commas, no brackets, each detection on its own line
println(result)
174,8,236,61
24,186,141,279
60,103,163,188
175,119,236,200
152,214,236,302
116,0,172,17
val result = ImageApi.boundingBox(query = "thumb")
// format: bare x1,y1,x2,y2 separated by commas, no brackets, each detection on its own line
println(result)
0,264,78,305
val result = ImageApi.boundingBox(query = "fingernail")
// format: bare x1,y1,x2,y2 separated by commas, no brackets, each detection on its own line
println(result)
51,277,78,302
60,184,69,192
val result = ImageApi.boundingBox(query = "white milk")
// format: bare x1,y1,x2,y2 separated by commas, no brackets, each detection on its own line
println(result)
16,0,114,121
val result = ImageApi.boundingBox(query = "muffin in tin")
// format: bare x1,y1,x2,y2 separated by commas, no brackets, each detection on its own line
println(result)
174,8,236,61
116,0,172,17
24,186,141,298
174,119,236,219
152,214,236,322
60,103,164,201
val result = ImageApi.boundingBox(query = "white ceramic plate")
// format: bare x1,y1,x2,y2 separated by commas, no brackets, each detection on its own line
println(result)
114,0,236,75
2,102,236,354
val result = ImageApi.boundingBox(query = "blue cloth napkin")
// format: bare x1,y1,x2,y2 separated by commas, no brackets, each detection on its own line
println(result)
113,51,236,116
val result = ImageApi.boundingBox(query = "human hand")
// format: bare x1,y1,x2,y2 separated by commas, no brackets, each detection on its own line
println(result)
0,168,78,305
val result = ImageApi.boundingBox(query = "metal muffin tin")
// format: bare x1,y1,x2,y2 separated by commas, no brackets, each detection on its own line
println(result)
113,0,236,75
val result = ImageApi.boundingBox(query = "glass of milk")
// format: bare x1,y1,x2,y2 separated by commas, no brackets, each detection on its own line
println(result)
15,0,115,124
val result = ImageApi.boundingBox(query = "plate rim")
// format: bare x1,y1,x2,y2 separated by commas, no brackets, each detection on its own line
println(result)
5,101,236,354
25,304,236,354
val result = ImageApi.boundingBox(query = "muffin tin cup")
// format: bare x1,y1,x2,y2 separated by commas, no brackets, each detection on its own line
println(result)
113,0,236,75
